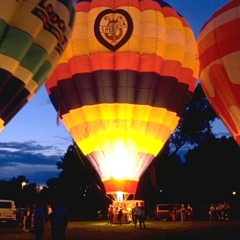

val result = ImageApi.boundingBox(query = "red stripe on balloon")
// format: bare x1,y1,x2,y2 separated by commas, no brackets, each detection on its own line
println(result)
199,18,240,71
103,179,138,194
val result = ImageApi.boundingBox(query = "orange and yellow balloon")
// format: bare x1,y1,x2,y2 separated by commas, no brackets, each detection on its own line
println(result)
46,0,199,199
0,0,76,131
198,0,240,144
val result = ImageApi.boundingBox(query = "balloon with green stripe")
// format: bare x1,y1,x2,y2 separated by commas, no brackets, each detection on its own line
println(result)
0,0,76,131
46,0,199,200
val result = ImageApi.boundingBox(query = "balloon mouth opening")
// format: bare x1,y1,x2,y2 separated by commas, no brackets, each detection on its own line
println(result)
103,179,138,200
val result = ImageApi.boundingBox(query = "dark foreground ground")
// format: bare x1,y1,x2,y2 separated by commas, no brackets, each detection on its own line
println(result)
1,220,240,240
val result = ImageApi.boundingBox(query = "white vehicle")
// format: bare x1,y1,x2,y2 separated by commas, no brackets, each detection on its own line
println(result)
0,199,17,224
154,203,182,221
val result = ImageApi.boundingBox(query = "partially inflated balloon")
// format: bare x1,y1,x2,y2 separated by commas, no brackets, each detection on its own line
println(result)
46,0,199,199
198,0,240,144
0,0,76,131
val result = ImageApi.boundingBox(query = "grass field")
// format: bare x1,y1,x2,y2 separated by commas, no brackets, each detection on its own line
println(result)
1,220,240,240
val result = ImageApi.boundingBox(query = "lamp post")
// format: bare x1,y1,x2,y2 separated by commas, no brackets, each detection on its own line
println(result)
21,182,26,190
21,182,27,207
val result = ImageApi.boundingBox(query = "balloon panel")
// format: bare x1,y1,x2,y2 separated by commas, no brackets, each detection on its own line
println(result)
198,0,240,144
0,0,76,131
46,0,198,195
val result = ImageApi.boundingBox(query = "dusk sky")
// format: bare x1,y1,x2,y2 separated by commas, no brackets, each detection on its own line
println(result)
0,0,231,186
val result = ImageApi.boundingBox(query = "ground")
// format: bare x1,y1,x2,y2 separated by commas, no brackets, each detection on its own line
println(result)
1,219,240,240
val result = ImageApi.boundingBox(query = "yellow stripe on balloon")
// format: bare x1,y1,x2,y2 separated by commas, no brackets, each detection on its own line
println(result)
0,54,38,92
0,119,4,132
61,103,179,156
75,130,165,156
62,104,177,126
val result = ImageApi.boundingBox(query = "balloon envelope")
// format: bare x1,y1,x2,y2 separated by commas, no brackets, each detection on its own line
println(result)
0,0,76,131
198,0,240,144
46,0,199,199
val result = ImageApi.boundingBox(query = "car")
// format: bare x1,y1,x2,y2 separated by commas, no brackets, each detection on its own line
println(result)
154,203,182,221
0,199,17,224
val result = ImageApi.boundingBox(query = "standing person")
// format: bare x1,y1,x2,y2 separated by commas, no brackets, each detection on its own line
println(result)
107,205,114,225
170,207,177,221
138,202,146,229
22,208,27,231
209,203,216,223
133,202,141,228
45,204,52,227
180,204,186,222
25,206,33,232
117,207,123,225
186,204,193,222
216,203,223,221
50,200,59,240
54,199,69,240
16,207,23,227
221,202,230,221
33,202,45,240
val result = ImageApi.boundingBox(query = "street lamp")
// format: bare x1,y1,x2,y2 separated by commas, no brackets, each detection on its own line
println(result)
21,182,26,190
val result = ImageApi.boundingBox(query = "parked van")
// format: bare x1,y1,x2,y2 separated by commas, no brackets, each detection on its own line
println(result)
0,199,17,224
154,203,182,221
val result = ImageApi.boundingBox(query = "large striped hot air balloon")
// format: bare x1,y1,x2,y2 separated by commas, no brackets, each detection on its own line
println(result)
46,0,199,200
198,0,240,145
0,0,76,132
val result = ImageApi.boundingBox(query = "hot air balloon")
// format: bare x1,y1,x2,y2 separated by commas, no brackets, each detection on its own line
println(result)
198,0,240,145
45,0,199,200
0,0,76,132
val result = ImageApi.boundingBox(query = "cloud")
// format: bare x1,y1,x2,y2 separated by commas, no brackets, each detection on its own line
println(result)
0,141,64,185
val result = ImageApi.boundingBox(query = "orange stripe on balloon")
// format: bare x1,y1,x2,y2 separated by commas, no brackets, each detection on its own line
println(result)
199,36,240,71
69,120,173,142
76,1,90,12
202,64,240,134
86,0,140,9
199,18,240,70
45,63,70,89
66,53,194,87
89,0,114,8
115,0,140,8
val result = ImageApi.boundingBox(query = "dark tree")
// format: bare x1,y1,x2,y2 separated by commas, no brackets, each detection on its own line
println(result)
185,135,240,203
169,83,217,155
55,144,110,218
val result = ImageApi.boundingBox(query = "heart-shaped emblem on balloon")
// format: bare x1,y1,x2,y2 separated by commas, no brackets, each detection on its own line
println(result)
94,9,133,52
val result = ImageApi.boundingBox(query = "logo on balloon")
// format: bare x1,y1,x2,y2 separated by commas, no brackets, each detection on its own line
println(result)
94,9,133,52
32,0,69,55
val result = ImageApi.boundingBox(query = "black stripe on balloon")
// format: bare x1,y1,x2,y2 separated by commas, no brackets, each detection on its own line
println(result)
48,70,191,117
0,68,30,127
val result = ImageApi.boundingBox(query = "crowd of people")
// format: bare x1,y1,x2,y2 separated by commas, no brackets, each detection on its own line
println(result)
106,201,232,226
208,202,230,222
16,199,69,240
179,204,194,222
169,202,231,223
14,199,232,239
107,201,146,229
